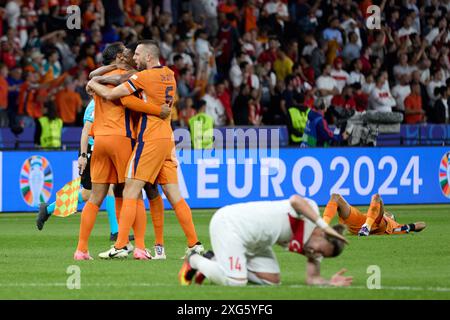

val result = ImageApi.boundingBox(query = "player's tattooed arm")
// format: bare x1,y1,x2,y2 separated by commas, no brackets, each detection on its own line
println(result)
120,95,171,119
89,64,118,79
92,70,137,86
87,80,130,100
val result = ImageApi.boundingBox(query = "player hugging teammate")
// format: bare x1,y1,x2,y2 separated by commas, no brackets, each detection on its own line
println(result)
73,40,203,260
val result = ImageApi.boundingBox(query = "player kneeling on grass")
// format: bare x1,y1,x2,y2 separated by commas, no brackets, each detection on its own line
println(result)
322,193,426,236
179,195,353,287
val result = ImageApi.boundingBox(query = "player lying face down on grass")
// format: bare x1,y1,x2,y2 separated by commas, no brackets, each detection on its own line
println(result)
179,195,353,287
322,193,426,236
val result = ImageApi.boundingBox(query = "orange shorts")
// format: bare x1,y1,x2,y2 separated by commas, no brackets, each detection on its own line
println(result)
90,135,133,184
339,206,394,235
126,139,178,184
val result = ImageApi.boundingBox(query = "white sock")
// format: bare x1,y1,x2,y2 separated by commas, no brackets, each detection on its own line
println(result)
362,223,371,231
190,255,247,286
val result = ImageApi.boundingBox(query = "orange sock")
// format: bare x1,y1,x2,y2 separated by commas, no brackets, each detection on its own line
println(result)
323,200,338,224
76,201,99,253
115,198,137,249
115,197,123,223
150,195,164,245
174,198,198,247
132,199,147,250
365,200,381,230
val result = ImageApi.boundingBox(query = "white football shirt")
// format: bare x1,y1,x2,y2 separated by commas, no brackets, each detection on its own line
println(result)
218,199,318,254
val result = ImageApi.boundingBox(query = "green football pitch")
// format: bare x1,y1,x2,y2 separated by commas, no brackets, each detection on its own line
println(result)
1,205,450,300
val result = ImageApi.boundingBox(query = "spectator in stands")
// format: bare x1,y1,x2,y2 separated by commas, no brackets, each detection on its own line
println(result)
0,63,8,127
34,100,63,149
392,74,412,113
203,84,226,127
54,77,82,126
369,73,396,113
280,75,296,116
216,13,240,74
309,39,327,79
404,82,425,124
432,86,450,124
341,32,360,64
273,49,293,82
233,83,251,125
298,56,315,86
261,0,289,35
248,88,262,126
0,40,17,68
170,54,185,82
393,53,417,83
6,66,22,125
331,85,356,111
322,16,343,47
179,98,196,128
348,58,365,86
257,38,279,68
370,30,387,61
17,71,43,128
178,68,201,104
427,67,446,105
352,83,369,112
316,64,339,108
27,50,45,75
5,0,21,30
359,46,372,75
330,57,350,94
216,80,233,125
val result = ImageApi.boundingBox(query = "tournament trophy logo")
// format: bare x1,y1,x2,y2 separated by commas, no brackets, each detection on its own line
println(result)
439,152,450,199
20,156,54,207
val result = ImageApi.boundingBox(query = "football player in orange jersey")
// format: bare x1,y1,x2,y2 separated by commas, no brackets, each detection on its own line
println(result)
88,42,170,259
74,42,137,260
322,193,426,236
88,40,203,260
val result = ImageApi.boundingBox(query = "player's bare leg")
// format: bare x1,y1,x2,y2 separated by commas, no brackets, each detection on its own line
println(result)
145,183,166,259
161,183,203,257
80,189,91,202
74,183,109,260
98,178,151,260
111,183,135,241
119,178,146,247
359,194,383,236
323,193,351,224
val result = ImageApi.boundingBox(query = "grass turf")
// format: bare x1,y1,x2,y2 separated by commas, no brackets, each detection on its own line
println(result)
0,205,449,300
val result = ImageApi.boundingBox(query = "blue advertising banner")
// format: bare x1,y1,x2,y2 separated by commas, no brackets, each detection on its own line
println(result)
1,147,449,212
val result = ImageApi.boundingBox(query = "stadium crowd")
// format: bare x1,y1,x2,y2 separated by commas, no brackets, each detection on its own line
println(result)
0,0,449,141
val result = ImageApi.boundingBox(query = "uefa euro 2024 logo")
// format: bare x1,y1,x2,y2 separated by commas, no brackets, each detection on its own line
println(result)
439,152,450,199
20,156,53,207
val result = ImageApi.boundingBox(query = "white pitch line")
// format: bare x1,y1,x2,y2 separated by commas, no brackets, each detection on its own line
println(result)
1,283,450,293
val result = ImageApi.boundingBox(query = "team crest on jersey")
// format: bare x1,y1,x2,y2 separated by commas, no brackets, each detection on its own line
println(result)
20,156,53,207
288,216,305,254
439,152,450,198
